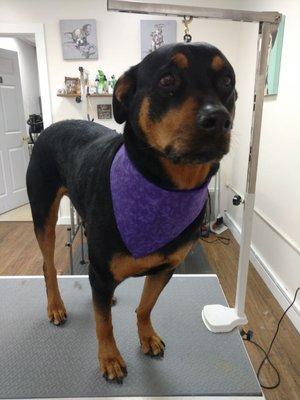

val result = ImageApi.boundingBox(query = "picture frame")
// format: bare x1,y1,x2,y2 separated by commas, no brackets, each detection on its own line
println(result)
140,20,177,59
265,16,285,96
60,19,98,60
97,104,112,119
64,77,80,94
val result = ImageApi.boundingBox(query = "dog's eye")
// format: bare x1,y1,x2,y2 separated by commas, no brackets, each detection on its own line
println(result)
159,74,176,88
221,75,232,88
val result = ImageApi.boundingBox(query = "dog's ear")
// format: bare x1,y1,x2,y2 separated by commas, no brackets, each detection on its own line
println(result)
234,89,238,101
113,66,137,124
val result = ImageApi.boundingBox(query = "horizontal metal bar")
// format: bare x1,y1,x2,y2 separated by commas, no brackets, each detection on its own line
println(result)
108,0,281,24
0,275,89,279
13,396,266,400
0,274,217,279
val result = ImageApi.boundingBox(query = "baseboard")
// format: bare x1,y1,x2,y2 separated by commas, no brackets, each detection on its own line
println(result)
224,212,300,333
58,216,70,225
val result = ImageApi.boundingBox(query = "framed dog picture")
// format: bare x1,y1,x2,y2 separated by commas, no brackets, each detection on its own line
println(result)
60,19,98,60
97,104,112,119
265,15,285,96
64,77,80,94
140,20,177,59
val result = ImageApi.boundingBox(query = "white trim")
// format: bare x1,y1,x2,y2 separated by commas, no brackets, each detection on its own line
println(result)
16,397,264,400
19,37,36,48
255,207,300,255
226,184,300,256
0,275,88,279
0,23,52,128
58,215,71,225
173,274,217,278
0,274,217,280
57,196,71,225
225,211,300,332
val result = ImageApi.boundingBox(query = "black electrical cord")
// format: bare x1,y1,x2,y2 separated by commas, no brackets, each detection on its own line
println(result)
201,189,300,391
242,287,300,390
200,235,231,245
202,187,299,390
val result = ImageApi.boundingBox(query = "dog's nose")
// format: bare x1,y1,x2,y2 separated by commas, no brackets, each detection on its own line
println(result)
197,104,231,135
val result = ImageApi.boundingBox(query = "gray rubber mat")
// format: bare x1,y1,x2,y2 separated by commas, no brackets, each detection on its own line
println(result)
0,276,262,398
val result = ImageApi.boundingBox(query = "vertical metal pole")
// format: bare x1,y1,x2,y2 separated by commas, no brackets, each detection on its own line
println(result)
67,227,74,275
234,22,272,317
214,174,218,220
217,170,221,216
213,170,221,220
70,203,75,236
80,221,86,265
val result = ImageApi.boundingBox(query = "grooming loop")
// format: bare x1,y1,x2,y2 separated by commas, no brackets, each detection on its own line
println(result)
182,16,193,43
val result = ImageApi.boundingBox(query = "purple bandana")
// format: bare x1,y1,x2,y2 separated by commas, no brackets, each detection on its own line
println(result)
110,145,210,258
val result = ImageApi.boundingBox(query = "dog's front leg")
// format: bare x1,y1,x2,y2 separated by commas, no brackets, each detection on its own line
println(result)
136,267,174,357
91,284,127,383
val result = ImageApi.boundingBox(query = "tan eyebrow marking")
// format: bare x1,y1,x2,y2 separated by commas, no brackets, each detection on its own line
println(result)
172,53,189,69
211,55,224,71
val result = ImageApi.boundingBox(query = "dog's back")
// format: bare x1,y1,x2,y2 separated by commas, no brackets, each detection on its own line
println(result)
26,119,122,230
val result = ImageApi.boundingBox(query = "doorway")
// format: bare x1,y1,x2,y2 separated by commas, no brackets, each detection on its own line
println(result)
0,46,31,216
0,23,51,220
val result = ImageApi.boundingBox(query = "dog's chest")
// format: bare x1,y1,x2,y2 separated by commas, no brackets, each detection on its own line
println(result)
110,145,210,259
110,242,193,282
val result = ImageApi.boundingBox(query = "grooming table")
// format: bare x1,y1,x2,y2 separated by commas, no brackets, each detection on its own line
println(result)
0,275,263,400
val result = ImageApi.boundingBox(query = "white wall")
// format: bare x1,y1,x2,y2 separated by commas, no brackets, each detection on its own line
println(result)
0,0,242,222
0,37,41,134
223,1,300,330
0,0,239,128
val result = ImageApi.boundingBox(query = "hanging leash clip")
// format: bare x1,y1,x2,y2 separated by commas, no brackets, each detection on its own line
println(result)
183,16,193,43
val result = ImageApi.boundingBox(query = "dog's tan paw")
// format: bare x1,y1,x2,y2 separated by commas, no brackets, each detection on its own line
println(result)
100,355,127,383
47,299,67,326
140,333,166,357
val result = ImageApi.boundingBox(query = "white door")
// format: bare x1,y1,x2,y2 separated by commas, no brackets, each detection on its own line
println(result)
0,48,29,214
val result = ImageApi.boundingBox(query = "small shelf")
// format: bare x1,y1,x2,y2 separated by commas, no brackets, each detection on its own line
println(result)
57,93,78,97
87,93,112,97
57,93,112,98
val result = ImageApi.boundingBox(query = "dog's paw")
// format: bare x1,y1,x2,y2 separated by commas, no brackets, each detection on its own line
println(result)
140,334,166,357
47,299,67,326
100,355,127,383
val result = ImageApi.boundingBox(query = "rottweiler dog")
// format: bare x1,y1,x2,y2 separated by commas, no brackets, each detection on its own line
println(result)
26,42,236,383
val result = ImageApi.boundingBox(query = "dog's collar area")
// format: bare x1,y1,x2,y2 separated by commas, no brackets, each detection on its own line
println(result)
110,145,211,258
124,140,216,192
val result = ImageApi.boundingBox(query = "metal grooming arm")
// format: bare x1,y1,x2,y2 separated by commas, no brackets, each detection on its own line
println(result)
107,0,281,333
65,203,87,275
203,21,276,332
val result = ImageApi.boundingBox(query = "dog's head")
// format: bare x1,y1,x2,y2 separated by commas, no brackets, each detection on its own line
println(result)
113,43,237,164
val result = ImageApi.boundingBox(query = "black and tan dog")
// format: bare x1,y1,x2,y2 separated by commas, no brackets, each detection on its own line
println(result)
26,43,236,383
